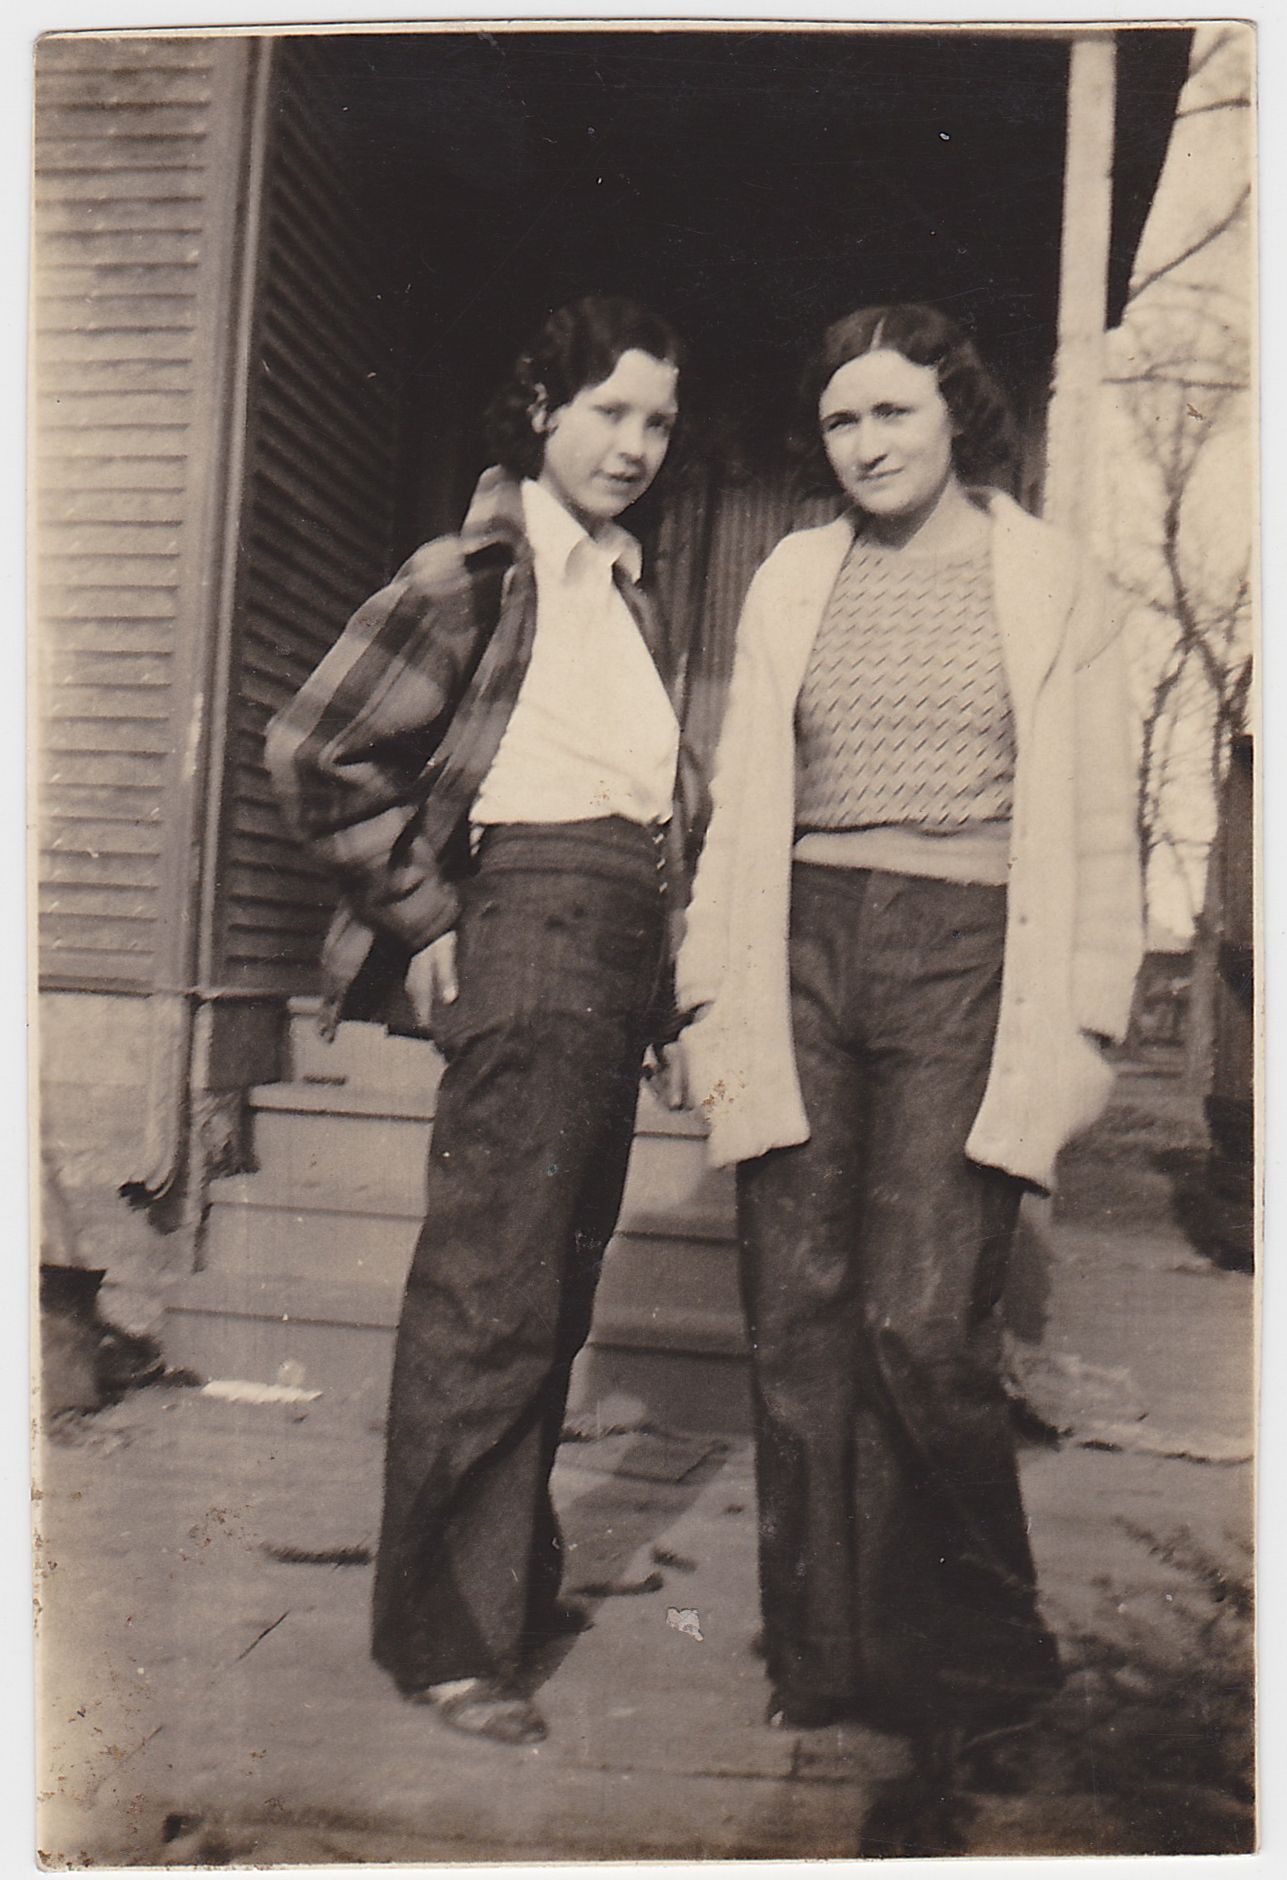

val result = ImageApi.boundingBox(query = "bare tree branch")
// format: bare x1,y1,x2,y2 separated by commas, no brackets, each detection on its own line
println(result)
1105,375,1248,394
1174,95,1251,120
1111,574,1174,620
1110,53,1252,934
1138,640,1190,875
1150,824,1202,930
1181,27,1238,89
1125,184,1251,307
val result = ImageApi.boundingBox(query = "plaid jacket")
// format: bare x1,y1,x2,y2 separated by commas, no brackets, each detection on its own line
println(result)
266,467,705,1039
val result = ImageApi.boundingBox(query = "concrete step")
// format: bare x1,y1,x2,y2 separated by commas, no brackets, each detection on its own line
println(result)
285,999,447,1098
203,1194,417,1284
163,1267,750,1432
202,1208,743,1328
251,1071,710,1137
241,1081,731,1226
208,1167,733,1240
281,1005,710,1136
204,1178,736,1281
284,1004,721,1124
208,1156,732,1238
163,1273,398,1417
171,1000,748,1428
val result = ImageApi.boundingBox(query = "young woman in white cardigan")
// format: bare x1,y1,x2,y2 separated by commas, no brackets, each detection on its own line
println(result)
675,305,1142,1758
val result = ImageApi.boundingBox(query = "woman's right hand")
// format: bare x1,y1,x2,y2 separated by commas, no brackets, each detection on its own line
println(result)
646,1012,711,1113
406,931,458,1031
646,1039,692,1112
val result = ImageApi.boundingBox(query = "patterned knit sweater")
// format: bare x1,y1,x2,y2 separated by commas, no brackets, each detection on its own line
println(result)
794,535,1015,833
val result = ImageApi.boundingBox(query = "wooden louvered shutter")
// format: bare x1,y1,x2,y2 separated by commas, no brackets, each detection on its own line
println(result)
34,35,253,992
206,39,402,996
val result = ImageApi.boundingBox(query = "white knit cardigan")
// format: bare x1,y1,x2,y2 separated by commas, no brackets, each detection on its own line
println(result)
676,492,1144,1191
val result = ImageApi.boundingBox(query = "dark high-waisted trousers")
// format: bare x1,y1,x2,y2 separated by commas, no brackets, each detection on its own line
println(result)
371,817,666,1693
737,862,1060,1733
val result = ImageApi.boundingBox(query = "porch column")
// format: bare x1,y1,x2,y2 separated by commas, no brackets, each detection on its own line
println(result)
1044,32,1118,541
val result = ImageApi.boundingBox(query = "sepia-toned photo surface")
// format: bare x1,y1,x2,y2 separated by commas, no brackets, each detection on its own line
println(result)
33,18,1257,1865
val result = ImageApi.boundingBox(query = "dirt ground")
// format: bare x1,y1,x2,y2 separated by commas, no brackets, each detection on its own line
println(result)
33,1063,1258,1866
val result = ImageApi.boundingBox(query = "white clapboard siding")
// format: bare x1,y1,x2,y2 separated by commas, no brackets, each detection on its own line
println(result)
209,38,401,995
33,34,248,991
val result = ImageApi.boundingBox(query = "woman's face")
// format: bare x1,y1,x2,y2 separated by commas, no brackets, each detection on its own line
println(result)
818,348,958,527
536,347,679,533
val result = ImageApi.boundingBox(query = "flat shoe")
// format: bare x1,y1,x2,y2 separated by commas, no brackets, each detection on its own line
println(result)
412,1679,547,1746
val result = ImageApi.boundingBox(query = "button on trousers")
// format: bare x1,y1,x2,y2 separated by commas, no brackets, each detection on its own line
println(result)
371,819,666,1692
737,862,1060,1731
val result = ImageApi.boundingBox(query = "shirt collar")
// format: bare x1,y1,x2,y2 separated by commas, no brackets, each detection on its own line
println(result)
521,478,643,585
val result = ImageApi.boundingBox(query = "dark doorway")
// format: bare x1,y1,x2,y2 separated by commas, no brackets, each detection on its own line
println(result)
228,22,1191,959
306,28,1188,755
332,30,1077,539
320,33,1182,494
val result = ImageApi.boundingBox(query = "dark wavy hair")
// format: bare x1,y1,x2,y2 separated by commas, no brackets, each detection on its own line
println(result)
484,296,685,480
795,303,1018,493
